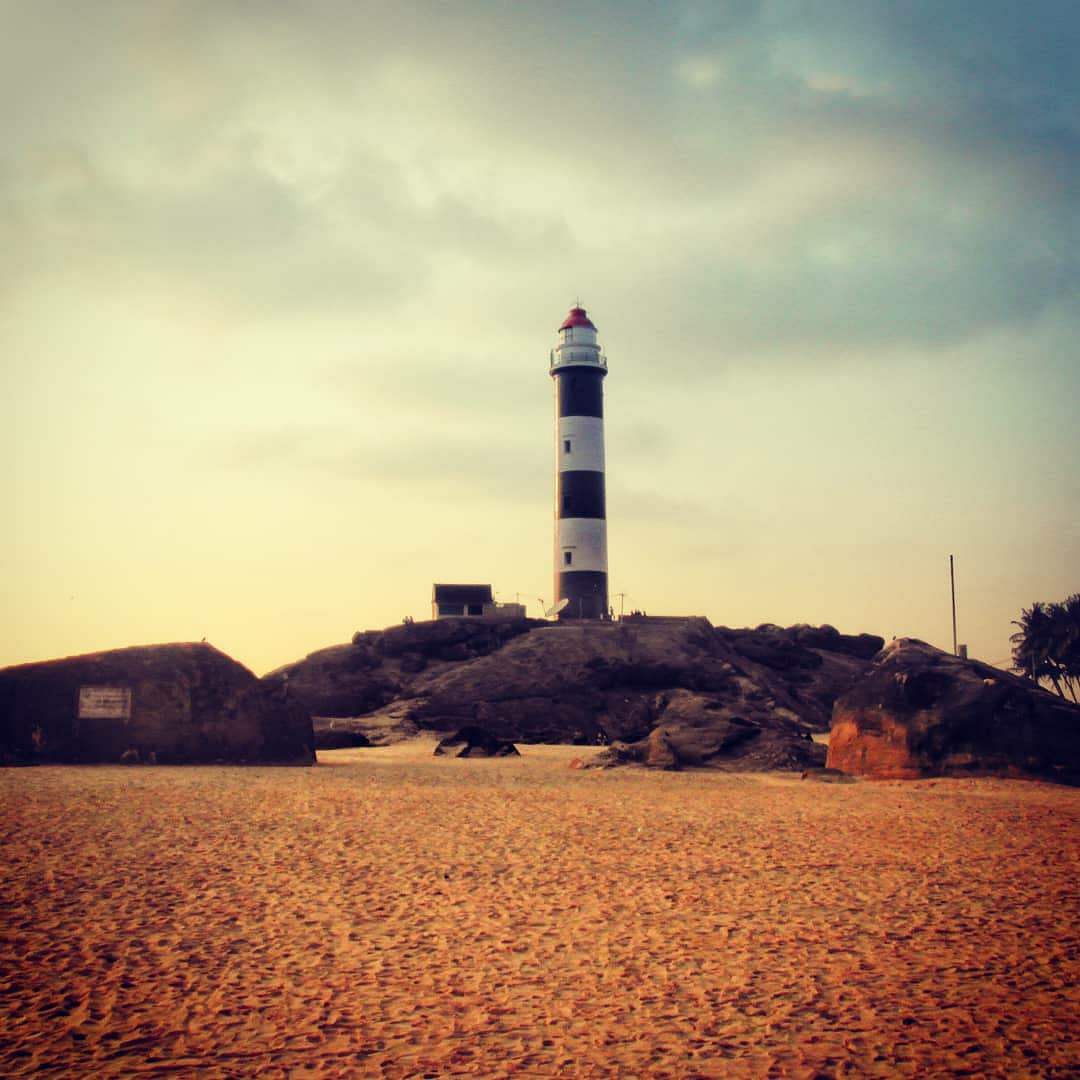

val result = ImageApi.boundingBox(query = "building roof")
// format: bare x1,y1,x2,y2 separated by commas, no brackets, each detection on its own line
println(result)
559,306,596,331
432,583,494,604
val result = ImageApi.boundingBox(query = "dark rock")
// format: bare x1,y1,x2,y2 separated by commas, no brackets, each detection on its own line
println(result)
724,633,822,672
312,707,419,747
263,617,880,771
376,617,541,658
264,618,543,720
786,624,885,661
710,729,825,772
262,643,401,719
433,727,520,758
828,638,1080,783
651,690,763,764
642,727,680,770
435,644,472,662
587,725,825,773
408,620,752,743
717,624,884,678
586,687,826,772
0,643,313,765
836,633,887,662
585,740,642,768
313,724,372,750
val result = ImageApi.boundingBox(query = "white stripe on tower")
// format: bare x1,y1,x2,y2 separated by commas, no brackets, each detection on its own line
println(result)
557,417,606,473
557,519,607,572
550,304,609,620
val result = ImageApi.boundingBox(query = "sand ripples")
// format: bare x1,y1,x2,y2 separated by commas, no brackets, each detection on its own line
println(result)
1,745,1077,1077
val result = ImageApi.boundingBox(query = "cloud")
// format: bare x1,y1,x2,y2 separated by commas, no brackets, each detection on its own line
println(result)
3,0,1077,361
197,421,549,507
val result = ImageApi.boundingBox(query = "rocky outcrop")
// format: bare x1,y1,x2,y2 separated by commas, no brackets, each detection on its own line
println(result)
401,620,878,753
714,623,880,726
587,687,826,772
0,643,313,765
433,727,520,758
828,639,1080,783
261,617,882,770
261,618,543,720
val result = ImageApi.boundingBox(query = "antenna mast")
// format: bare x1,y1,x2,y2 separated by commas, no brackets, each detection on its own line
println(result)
949,554,958,656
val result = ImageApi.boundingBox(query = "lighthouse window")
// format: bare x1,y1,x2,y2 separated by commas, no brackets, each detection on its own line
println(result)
564,551,573,566
563,439,571,454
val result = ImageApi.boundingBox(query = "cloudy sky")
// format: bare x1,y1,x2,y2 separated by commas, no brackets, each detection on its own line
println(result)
3,1,1077,675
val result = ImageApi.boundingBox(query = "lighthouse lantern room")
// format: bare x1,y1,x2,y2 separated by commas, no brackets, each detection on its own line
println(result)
550,305,609,619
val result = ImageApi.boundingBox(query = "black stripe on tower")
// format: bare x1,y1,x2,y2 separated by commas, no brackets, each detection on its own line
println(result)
558,571,608,620
558,471,605,519
557,369,604,417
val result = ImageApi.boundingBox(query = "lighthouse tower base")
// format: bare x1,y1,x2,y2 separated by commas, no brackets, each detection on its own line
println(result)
558,571,608,620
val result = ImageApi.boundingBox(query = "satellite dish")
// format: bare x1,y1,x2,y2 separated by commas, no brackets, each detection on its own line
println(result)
544,598,570,618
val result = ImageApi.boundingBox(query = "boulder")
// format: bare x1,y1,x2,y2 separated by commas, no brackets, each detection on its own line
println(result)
313,705,420,748
0,643,313,765
642,727,680,770
587,687,826,772
708,728,824,772
313,723,372,750
372,617,539,658
827,639,1080,783
433,727,520,758
586,725,824,772
650,689,765,762
786,624,885,661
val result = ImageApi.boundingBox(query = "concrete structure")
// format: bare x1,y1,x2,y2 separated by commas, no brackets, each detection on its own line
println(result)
485,601,527,619
431,585,527,620
432,583,493,619
550,305,609,619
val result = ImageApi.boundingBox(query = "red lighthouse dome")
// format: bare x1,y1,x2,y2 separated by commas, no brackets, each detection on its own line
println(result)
559,306,596,331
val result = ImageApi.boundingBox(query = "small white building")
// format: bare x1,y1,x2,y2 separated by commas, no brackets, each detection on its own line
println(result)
432,583,492,619
431,584,526,620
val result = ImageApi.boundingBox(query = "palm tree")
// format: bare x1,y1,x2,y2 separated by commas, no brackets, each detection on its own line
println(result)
1053,594,1080,701
1012,594,1080,701
1011,601,1054,692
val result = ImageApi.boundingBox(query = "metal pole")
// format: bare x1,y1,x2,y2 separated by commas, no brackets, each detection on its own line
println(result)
949,554,958,656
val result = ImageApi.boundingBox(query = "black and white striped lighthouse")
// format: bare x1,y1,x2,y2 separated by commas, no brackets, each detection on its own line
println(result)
550,304,608,619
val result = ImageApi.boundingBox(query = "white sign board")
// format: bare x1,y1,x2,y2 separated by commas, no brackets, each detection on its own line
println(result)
78,686,132,720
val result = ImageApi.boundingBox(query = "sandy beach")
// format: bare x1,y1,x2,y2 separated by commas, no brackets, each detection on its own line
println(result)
1,741,1077,1078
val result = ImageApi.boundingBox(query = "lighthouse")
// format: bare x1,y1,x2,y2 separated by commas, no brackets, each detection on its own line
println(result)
550,304,609,619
